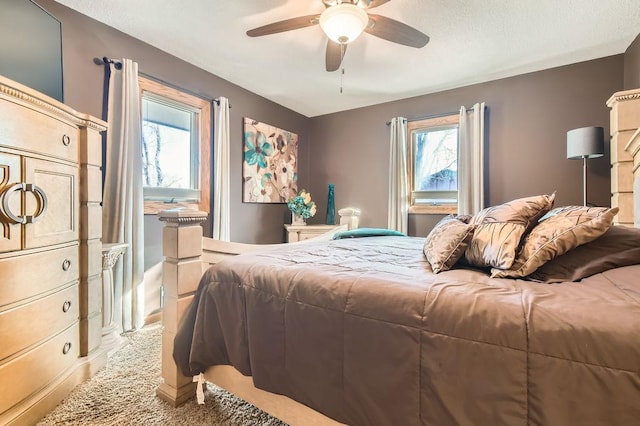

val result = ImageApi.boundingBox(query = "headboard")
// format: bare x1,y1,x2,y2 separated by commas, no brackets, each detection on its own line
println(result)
607,88,640,227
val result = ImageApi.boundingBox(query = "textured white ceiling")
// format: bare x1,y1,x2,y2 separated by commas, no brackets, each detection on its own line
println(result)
53,0,640,117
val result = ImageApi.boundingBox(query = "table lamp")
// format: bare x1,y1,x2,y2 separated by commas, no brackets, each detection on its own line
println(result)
566,126,604,206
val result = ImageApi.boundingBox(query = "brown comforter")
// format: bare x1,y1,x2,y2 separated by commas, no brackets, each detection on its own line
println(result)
174,236,640,425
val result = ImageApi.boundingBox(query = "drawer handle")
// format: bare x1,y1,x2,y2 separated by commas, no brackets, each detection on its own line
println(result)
62,342,72,355
0,183,48,224
0,183,26,224
62,258,72,271
24,184,48,224
62,134,71,146
62,300,72,312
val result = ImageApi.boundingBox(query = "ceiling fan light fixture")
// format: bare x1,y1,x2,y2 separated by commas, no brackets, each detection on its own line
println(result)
319,3,369,44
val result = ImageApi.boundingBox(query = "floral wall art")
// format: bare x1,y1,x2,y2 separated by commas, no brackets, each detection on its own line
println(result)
243,117,298,203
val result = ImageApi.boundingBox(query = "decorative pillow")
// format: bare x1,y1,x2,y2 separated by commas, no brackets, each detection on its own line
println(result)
492,206,619,279
527,225,640,283
423,215,475,273
465,193,556,269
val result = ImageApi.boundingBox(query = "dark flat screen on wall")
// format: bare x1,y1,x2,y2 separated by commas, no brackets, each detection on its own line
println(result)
0,0,64,102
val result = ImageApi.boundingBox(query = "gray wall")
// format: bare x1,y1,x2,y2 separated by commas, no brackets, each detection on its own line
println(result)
308,56,624,236
624,33,640,90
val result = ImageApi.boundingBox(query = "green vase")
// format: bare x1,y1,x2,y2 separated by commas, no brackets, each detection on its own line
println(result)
326,184,335,225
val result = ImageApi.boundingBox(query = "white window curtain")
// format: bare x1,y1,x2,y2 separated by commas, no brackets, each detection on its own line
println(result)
213,97,230,241
458,102,486,215
388,117,409,234
102,58,145,332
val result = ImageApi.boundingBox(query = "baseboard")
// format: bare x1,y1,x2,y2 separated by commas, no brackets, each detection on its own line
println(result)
1,347,109,426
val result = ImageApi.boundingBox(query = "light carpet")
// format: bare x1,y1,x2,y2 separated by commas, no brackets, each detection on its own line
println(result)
37,324,286,425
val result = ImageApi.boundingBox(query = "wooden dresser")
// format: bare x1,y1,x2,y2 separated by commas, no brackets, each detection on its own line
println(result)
0,75,108,425
607,88,640,226
284,209,361,242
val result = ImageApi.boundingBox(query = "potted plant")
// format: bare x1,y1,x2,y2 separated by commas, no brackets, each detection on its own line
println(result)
287,189,316,225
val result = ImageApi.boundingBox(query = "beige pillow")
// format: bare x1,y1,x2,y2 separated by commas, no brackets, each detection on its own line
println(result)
423,216,475,273
465,193,556,269
527,225,640,283
492,206,619,279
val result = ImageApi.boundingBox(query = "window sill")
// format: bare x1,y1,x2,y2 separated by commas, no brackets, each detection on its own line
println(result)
144,200,207,215
409,204,458,215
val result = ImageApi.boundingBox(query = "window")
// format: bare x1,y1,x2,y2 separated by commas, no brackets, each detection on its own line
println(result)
407,114,459,214
138,76,211,214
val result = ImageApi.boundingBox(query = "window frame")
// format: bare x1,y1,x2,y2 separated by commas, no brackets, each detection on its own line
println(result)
138,76,211,214
407,114,459,215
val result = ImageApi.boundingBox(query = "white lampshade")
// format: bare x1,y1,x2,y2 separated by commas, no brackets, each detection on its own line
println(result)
566,126,605,159
319,3,369,44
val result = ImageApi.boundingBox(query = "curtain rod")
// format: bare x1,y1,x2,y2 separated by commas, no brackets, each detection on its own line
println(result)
385,105,484,126
93,56,122,69
93,56,231,107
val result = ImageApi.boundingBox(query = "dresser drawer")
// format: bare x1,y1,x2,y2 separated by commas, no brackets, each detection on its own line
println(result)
0,284,78,361
285,224,347,243
0,98,78,163
0,323,78,416
0,245,78,307
298,233,318,241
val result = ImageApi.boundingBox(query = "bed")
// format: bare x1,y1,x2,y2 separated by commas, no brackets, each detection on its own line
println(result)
156,92,640,425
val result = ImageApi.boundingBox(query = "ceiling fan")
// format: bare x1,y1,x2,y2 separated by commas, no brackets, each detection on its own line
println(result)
246,0,429,72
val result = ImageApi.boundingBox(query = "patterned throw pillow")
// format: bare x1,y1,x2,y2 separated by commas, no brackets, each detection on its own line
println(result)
423,215,475,273
527,225,640,283
465,193,556,269
492,206,619,279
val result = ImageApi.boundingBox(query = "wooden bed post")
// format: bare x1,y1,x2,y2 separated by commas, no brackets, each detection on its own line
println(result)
156,208,208,407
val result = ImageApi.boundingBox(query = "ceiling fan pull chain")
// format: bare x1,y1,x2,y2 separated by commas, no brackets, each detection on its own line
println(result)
340,42,346,94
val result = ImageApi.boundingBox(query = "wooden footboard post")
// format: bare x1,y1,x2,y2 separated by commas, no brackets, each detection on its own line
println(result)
156,208,208,407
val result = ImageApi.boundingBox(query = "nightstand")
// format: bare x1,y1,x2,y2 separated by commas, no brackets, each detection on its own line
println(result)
285,224,348,242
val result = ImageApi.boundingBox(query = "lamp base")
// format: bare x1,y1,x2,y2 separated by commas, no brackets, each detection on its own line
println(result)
582,156,588,207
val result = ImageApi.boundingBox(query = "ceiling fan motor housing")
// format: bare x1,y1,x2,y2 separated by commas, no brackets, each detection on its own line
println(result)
323,0,374,7
319,3,369,44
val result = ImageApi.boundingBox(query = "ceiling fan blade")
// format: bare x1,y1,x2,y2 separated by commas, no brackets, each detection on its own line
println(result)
365,14,429,48
246,15,319,37
326,40,346,72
